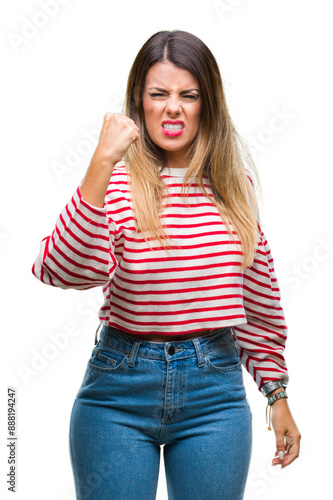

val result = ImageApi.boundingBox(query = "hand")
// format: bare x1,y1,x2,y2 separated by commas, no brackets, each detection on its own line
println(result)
270,399,301,469
80,113,140,207
94,112,140,166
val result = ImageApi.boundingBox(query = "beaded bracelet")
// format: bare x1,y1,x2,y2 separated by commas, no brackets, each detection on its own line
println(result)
266,389,288,431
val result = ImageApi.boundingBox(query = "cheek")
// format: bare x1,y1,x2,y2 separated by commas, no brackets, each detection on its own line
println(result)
142,96,152,116
194,103,202,123
189,109,202,133
186,102,202,125
143,102,160,126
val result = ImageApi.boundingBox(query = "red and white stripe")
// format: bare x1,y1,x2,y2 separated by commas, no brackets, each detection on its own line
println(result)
32,163,289,392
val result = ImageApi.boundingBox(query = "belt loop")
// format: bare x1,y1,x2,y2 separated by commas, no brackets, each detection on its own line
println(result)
94,323,102,345
231,326,237,341
192,338,205,367
127,340,141,367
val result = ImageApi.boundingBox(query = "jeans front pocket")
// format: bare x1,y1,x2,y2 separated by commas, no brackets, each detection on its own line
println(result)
204,337,242,373
88,340,129,374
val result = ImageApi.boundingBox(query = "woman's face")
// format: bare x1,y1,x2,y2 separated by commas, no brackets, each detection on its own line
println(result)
142,61,202,165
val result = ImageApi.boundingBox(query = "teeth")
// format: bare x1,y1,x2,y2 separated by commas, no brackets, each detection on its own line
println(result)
163,123,183,130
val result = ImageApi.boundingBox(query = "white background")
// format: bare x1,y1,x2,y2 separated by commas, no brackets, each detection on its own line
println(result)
1,1,332,498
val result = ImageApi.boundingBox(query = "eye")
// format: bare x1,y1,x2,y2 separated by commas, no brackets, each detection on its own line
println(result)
148,92,200,101
148,93,167,99
182,94,199,100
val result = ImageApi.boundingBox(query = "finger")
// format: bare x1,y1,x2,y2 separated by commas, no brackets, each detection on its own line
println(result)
272,445,291,464
286,442,292,453
278,439,300,468
271,455,284,465
281,450,300,468
104,112,114,122
271,448,285,465
275,444,285,462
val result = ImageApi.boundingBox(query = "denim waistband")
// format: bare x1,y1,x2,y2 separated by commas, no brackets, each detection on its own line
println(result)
96,324,236,362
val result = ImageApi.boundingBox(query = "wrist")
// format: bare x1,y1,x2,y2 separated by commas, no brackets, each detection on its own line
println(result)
92,147,119,169
89,152,117,174
270,395,288,405
266,387,286,398
267,387,288,407
261,380,287,397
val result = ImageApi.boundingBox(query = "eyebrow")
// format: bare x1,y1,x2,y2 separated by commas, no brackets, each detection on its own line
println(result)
147,87,200,93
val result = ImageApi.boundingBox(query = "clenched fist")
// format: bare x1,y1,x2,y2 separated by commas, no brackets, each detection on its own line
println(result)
94,113,140,166
80,113,140,207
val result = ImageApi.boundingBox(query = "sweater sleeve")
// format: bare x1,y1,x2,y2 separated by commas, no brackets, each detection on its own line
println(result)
31,185,118,290
233,224,289,394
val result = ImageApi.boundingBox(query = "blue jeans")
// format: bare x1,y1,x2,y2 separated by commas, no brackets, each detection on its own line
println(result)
69,325,253,499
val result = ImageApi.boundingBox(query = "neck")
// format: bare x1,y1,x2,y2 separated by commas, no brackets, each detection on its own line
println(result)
164,150,189,169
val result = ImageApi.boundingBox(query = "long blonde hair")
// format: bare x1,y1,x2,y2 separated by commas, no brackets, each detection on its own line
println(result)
124,30,261,270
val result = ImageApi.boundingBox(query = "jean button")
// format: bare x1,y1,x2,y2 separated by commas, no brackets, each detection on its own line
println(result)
168,345,175,355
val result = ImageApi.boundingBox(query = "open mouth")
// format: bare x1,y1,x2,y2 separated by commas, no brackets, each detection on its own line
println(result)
161,120,185,136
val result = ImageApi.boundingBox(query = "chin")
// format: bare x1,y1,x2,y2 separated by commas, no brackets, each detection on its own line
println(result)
157,137,188,149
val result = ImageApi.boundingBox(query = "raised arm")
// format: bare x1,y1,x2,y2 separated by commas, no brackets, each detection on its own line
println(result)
32,113,140,290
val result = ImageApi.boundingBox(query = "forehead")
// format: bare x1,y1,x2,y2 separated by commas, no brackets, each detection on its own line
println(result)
145,61,199,90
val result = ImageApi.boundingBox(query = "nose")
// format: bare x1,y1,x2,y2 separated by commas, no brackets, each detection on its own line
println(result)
166,96,181,115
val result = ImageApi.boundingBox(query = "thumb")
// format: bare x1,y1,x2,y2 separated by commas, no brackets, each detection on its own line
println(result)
276,434,285,460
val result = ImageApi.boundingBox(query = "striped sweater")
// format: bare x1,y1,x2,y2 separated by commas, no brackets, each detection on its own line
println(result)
32,163,289,393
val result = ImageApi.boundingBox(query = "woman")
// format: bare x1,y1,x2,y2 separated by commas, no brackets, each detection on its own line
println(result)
32,30,301,500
